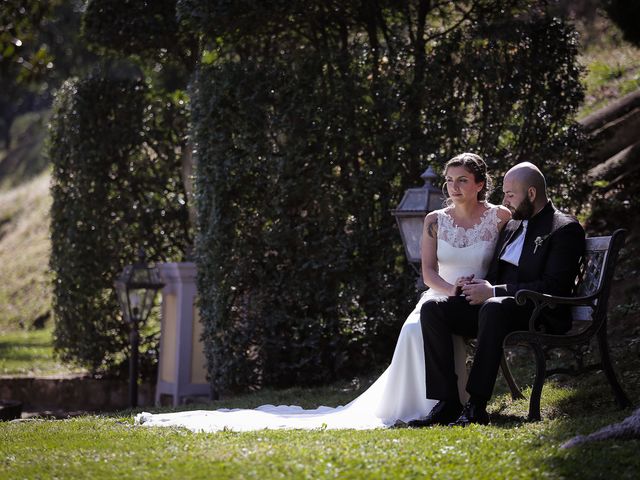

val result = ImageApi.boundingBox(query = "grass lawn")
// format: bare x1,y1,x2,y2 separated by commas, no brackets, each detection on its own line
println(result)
0,327,85,377
1,346,638,479
576,14,640,119
0,170,52,333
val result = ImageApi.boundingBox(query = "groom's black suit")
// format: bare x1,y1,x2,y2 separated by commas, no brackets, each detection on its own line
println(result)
421,202,585,402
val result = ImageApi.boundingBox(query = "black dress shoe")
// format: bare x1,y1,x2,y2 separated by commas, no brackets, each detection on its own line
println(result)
407,400,463,427
449,401,489,427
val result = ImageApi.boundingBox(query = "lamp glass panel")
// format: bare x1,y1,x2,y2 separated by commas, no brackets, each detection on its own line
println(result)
399,216,425,263
115,281,131,323
128,288,153,322
129,290,142,317
140,287,157,322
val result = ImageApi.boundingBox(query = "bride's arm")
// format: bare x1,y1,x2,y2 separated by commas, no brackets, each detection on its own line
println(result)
421,211,457,296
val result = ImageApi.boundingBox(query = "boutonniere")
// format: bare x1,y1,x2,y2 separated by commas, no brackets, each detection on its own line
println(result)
533,235,550,254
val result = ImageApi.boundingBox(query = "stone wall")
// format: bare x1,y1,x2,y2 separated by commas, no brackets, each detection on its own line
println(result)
0,375,154,412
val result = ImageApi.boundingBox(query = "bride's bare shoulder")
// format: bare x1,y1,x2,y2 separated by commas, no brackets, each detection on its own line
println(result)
425,208,446,221
487,203,512,224
428,207,452,217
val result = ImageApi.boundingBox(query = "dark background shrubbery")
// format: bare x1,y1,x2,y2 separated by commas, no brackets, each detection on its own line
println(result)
49,71,191,375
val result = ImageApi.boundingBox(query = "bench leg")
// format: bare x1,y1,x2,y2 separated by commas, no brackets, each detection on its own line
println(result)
500,352,525,400
597,325,632,409
528,343,546,421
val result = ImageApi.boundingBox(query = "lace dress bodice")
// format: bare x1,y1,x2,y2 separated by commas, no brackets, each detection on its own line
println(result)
434,206,501,287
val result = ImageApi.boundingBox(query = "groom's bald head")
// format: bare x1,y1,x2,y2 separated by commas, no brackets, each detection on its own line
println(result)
502,162,548,219
504,162,547,195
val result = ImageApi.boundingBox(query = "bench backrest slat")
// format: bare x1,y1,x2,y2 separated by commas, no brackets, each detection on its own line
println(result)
572,235,612,321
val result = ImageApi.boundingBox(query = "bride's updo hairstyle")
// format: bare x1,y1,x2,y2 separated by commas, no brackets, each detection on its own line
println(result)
443,152,493,203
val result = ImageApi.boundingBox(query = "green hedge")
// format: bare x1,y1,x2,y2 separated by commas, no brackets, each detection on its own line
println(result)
49,70,191,376
190,11,587,394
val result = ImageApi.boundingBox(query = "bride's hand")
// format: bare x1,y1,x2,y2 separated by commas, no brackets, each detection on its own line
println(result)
452,274,474,296
461,278,493,304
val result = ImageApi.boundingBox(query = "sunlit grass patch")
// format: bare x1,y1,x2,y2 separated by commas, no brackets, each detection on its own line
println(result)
0,170,52,332
0,327,85,377
578,27,640,118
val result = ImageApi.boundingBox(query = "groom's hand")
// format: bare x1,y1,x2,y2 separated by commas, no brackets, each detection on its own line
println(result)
461,279,493,305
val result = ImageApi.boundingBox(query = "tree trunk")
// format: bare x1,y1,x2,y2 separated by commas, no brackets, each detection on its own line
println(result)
584,107,640,167
588,139,640,189
181,140,197,236
0,115,13,150
579,89,640,133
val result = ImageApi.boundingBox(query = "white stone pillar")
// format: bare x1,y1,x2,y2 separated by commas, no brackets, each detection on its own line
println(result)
155,263,210,406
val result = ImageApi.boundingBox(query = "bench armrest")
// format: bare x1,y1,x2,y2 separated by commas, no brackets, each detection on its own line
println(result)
514,289,597,331
514,289,597,307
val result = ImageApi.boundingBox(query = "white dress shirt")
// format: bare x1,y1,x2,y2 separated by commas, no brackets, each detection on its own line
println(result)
491,220,528,297
500,220,528,266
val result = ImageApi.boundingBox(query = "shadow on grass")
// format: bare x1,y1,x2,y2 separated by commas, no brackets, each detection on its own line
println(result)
495,341,639,478
0,338,52,356
541,407,639,479
488,412,532,427
0,330,54,360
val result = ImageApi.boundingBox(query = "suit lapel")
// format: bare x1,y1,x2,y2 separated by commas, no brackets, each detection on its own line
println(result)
487,202,557,284
486,219,521,281
498,219,522,257
518,203,555,271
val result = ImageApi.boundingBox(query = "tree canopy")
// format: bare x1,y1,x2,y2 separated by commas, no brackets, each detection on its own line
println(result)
0,1,93,151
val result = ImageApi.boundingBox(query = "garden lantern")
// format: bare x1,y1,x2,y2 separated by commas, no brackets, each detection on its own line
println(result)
114,251,165,408
391,166,444,290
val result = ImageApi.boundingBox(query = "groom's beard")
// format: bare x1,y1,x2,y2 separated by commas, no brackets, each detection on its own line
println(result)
511,196,535,220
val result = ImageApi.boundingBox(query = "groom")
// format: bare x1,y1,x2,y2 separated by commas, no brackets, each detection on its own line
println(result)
411,162,585,427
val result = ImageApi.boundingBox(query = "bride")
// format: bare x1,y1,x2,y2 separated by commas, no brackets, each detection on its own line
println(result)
136,153,511,432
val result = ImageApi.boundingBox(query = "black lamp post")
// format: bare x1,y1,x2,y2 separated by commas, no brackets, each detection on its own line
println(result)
114,251,165,408
391,166,444,290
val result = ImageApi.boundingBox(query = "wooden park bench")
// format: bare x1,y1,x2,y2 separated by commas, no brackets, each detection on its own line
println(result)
499,229,632,420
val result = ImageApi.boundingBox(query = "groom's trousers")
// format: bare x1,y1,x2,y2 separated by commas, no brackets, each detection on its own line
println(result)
420,295,532,402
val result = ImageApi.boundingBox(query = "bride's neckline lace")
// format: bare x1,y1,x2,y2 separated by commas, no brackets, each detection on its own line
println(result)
437,205,500,248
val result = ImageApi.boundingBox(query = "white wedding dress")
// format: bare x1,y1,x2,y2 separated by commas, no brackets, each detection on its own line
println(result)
136,206,501,432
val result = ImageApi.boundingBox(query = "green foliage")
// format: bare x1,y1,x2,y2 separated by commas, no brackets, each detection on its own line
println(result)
0,1,55,149
83,0,197,92
414,18,587,206
587,180,639,235
191,4,587,394
49,71,191,376
193,56,414,392
0,1,95,152
84,0,181,54
0,0,57,83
